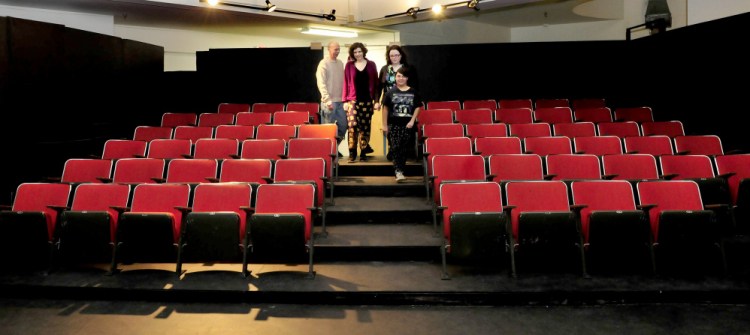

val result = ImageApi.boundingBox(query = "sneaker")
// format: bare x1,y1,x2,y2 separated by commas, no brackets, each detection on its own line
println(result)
395,171,406,182
363,146,374,154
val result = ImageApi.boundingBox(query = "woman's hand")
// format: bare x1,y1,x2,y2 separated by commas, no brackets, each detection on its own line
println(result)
374,102,381,110
406,120,415,129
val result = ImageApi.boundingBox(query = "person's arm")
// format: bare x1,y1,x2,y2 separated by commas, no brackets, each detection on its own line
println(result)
407,90,422,129
342,62,356,110
407,106,421,129
381,103,389,133
368,61,380,104
315,61,332,109
374,66,387,110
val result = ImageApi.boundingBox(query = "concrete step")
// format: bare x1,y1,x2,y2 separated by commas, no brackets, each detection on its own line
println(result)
324,196,433,224
336,155,424,177
313,223,442,262
333,176,427,197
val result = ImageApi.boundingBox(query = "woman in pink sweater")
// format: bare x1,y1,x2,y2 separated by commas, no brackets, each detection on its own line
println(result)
342,42,379,162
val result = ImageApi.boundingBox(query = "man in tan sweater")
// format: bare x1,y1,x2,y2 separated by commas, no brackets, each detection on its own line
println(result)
316,41,346,156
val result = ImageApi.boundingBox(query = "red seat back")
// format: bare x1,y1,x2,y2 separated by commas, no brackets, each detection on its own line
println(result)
12,183,72,240
505,180,570,239
254,183,316,240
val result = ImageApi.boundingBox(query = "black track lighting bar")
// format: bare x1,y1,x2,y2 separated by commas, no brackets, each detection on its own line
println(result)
200,0,336,21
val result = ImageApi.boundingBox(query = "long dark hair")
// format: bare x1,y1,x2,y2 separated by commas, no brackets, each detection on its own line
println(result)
385,45,409,66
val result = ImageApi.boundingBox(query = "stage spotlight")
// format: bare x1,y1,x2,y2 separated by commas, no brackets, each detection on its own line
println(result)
406,7,419,18
468,0,479,11
432,4,444,14
324,9,336,21
265,0,276,12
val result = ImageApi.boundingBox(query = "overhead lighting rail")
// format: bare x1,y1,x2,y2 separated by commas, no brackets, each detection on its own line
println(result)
201,0,336,21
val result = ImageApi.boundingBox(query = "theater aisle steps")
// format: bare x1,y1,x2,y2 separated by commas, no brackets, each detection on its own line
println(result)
315,157,441,261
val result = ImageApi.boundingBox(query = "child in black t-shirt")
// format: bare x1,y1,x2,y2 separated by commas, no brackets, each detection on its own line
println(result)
381,66,422,182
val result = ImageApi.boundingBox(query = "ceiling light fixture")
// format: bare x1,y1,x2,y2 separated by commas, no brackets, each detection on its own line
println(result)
324,9,337,21
468,0,480,11
406,7,420,19
199,0,335,21
383,1,481,21
301,27,357,38
265,0,276,12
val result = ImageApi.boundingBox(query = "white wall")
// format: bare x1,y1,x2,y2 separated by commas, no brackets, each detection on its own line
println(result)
396,19,511,45
687,0,750,24
0,4,113,35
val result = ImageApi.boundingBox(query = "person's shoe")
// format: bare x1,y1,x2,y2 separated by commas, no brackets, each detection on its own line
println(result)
359,155,368,162
337,152,344,158
395,171,406,182
348,155,357,162
363,146,374,154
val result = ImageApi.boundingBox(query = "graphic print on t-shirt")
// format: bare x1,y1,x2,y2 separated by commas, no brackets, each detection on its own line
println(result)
391,91,415,118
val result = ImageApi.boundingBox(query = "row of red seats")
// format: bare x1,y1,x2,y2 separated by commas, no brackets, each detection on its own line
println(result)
421,106,655,124
85,137,337,181
162,110,312,128
134,123,338,142
422,132,729,157
425,98,612,111
421,119,686,139
216,102,320,123
0,182,319,277
437,179,728,278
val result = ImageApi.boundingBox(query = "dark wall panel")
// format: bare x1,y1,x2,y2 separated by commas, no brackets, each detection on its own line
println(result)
3,17,66,201
0,17,163,200
7,18,66,130
0,17,8,109
197,47,322,109
633,12,750,152
405,41,636,104
122,39,166,129
63,27,123,143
